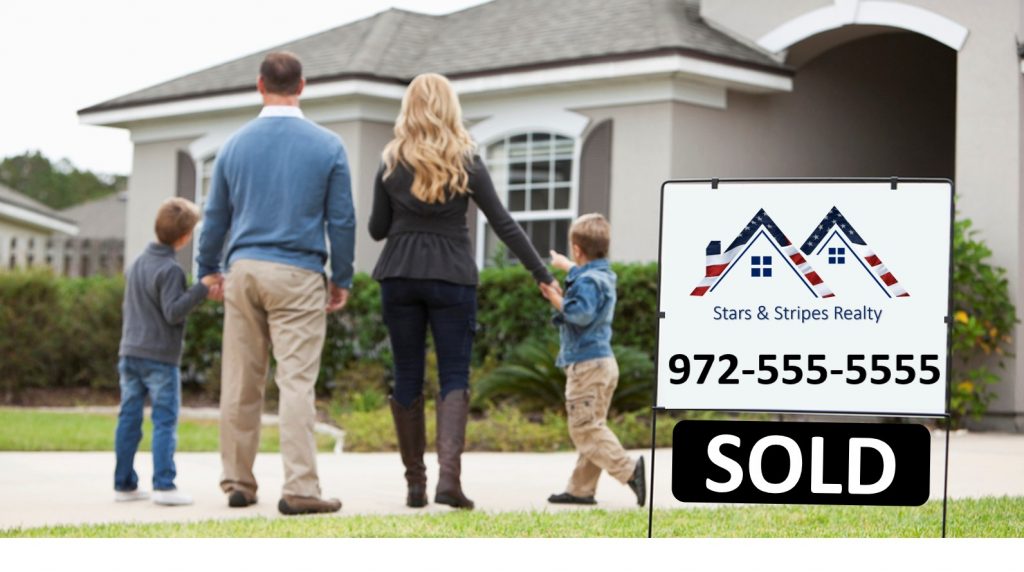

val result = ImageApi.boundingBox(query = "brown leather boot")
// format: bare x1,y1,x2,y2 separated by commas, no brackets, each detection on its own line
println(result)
277,495,342,515
434,389,474,510
389,394,428,508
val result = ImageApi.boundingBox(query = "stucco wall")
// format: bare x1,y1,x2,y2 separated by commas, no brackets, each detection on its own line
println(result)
126,137,196,266
578,102,675,262
322,119,393,273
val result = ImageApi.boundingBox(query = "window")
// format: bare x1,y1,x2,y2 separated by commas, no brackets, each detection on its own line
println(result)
751,255,772,278
828,246,846,265
479,132,575,264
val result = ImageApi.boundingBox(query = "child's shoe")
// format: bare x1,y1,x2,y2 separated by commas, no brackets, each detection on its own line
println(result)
627,456,646,507
548,492,597,505
153,489,193,506
114,489,150,502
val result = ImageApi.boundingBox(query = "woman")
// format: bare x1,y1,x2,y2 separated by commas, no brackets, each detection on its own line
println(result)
369,73,556,510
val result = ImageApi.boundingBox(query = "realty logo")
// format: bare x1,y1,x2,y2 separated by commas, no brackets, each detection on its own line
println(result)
690,207,908,298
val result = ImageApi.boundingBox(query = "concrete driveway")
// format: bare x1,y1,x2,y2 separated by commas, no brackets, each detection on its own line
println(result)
0,430,1021,530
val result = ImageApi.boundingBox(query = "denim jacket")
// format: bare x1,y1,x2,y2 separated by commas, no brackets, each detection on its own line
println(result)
553,258,616,368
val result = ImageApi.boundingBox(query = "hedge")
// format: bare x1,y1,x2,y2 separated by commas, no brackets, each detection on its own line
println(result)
0,263,659,397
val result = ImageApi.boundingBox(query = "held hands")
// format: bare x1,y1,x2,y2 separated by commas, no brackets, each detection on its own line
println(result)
539,280,564,312
539,249,568,309
202,273,225,302
326,283,350,313
549,250,574,272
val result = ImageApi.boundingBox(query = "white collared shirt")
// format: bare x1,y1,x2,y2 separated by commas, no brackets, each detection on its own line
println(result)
258,105,305,118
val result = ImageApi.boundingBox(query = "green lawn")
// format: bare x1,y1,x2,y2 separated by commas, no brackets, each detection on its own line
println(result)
3,497,1021,538
0,408,334,453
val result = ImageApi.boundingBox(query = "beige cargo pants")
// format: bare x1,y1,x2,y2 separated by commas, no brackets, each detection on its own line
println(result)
219,259,326,498
564,356,637,497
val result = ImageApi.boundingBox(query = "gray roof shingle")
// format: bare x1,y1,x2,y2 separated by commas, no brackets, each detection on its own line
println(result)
82,0,785,113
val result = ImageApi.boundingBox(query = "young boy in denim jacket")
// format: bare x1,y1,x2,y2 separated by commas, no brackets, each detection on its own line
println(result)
114,198,222,506
539,213,646,506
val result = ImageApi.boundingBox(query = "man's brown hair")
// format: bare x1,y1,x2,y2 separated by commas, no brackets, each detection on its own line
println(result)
259,52,303,95
570,213,611,260
154,197,201,246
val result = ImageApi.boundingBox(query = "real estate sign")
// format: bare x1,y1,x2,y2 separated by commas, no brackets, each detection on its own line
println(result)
655,180,953,416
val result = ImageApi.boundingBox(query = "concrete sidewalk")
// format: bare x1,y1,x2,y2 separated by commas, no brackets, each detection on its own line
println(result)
0,430,1022,530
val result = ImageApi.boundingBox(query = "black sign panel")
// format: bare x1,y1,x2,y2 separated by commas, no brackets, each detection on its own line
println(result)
672,420,930,506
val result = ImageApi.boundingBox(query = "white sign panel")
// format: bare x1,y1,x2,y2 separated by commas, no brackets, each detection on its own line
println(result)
656,180,952,415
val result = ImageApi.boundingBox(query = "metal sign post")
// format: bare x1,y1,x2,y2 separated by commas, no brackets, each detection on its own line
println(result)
647,178,954,538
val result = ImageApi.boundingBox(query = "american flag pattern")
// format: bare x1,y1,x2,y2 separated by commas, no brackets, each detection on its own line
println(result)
799,206,909,298
690,209,834,298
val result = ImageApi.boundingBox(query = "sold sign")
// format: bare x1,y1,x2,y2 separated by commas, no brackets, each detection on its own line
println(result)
672,420,931,506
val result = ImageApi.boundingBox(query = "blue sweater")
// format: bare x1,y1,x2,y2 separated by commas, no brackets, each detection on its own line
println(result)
196,113,356,287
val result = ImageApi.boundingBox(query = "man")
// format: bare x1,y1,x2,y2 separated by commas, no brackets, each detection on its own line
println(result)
197,51,355,515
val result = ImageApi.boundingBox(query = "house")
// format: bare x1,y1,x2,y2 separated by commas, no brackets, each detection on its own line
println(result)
0,183,79,271
59,192,128,275
79,0,1024,430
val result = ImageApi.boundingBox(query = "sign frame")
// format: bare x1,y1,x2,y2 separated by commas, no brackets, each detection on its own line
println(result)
646,177,954,539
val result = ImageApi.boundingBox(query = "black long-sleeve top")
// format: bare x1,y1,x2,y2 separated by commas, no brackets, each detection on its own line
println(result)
368,155,554,286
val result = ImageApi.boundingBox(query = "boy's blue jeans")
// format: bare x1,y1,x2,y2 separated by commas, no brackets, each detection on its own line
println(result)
114,356,181,492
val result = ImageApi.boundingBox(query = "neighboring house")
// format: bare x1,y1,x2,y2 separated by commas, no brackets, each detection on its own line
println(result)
79,0,1024,430
0,183,79,272
59,192,127,276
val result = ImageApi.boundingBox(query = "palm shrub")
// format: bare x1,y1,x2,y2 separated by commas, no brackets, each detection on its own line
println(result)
950,216,1017,425
474,336,654,413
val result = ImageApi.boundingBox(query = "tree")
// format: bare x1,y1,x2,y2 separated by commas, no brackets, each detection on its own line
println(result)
0,151,126,210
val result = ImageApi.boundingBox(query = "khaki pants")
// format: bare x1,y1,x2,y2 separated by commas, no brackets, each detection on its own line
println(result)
219,259,326,498
564,356,636,497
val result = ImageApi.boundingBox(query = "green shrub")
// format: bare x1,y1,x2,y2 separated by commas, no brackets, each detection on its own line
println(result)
0,270,63,396
54,274,123,389
951,217,1018,425
474,263,659,364
474,337,653,413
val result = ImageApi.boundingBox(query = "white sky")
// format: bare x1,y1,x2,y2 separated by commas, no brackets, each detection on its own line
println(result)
0,0,488,176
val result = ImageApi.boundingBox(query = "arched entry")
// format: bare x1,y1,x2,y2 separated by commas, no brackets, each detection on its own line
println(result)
757,0,968,53
769,28,957,179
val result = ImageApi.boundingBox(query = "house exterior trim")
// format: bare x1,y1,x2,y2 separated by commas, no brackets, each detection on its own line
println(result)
757,0,969,53
80,53,791,128
0,202,79,236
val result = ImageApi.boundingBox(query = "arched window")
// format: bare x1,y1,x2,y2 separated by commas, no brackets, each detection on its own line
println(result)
478,132,576,265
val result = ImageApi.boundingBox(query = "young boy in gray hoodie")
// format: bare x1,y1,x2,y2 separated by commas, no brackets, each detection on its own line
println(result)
114,198,221,506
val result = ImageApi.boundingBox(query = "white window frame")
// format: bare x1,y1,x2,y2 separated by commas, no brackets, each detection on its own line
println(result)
474,129,583,267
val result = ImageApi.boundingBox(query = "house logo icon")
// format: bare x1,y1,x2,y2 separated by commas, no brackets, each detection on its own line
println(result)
690,207,908,298
799,206,909,298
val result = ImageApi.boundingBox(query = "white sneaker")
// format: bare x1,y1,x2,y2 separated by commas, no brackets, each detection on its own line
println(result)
115,489,150,502
153,489,193,506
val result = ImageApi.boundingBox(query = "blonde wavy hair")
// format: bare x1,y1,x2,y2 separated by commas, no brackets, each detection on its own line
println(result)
383,73,476,203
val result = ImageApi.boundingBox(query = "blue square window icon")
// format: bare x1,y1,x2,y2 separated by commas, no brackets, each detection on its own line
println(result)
828,246,846,265
751,254,772,278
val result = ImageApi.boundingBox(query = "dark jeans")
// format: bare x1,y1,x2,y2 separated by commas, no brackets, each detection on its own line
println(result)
114,356,180,491
381,278,477,407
